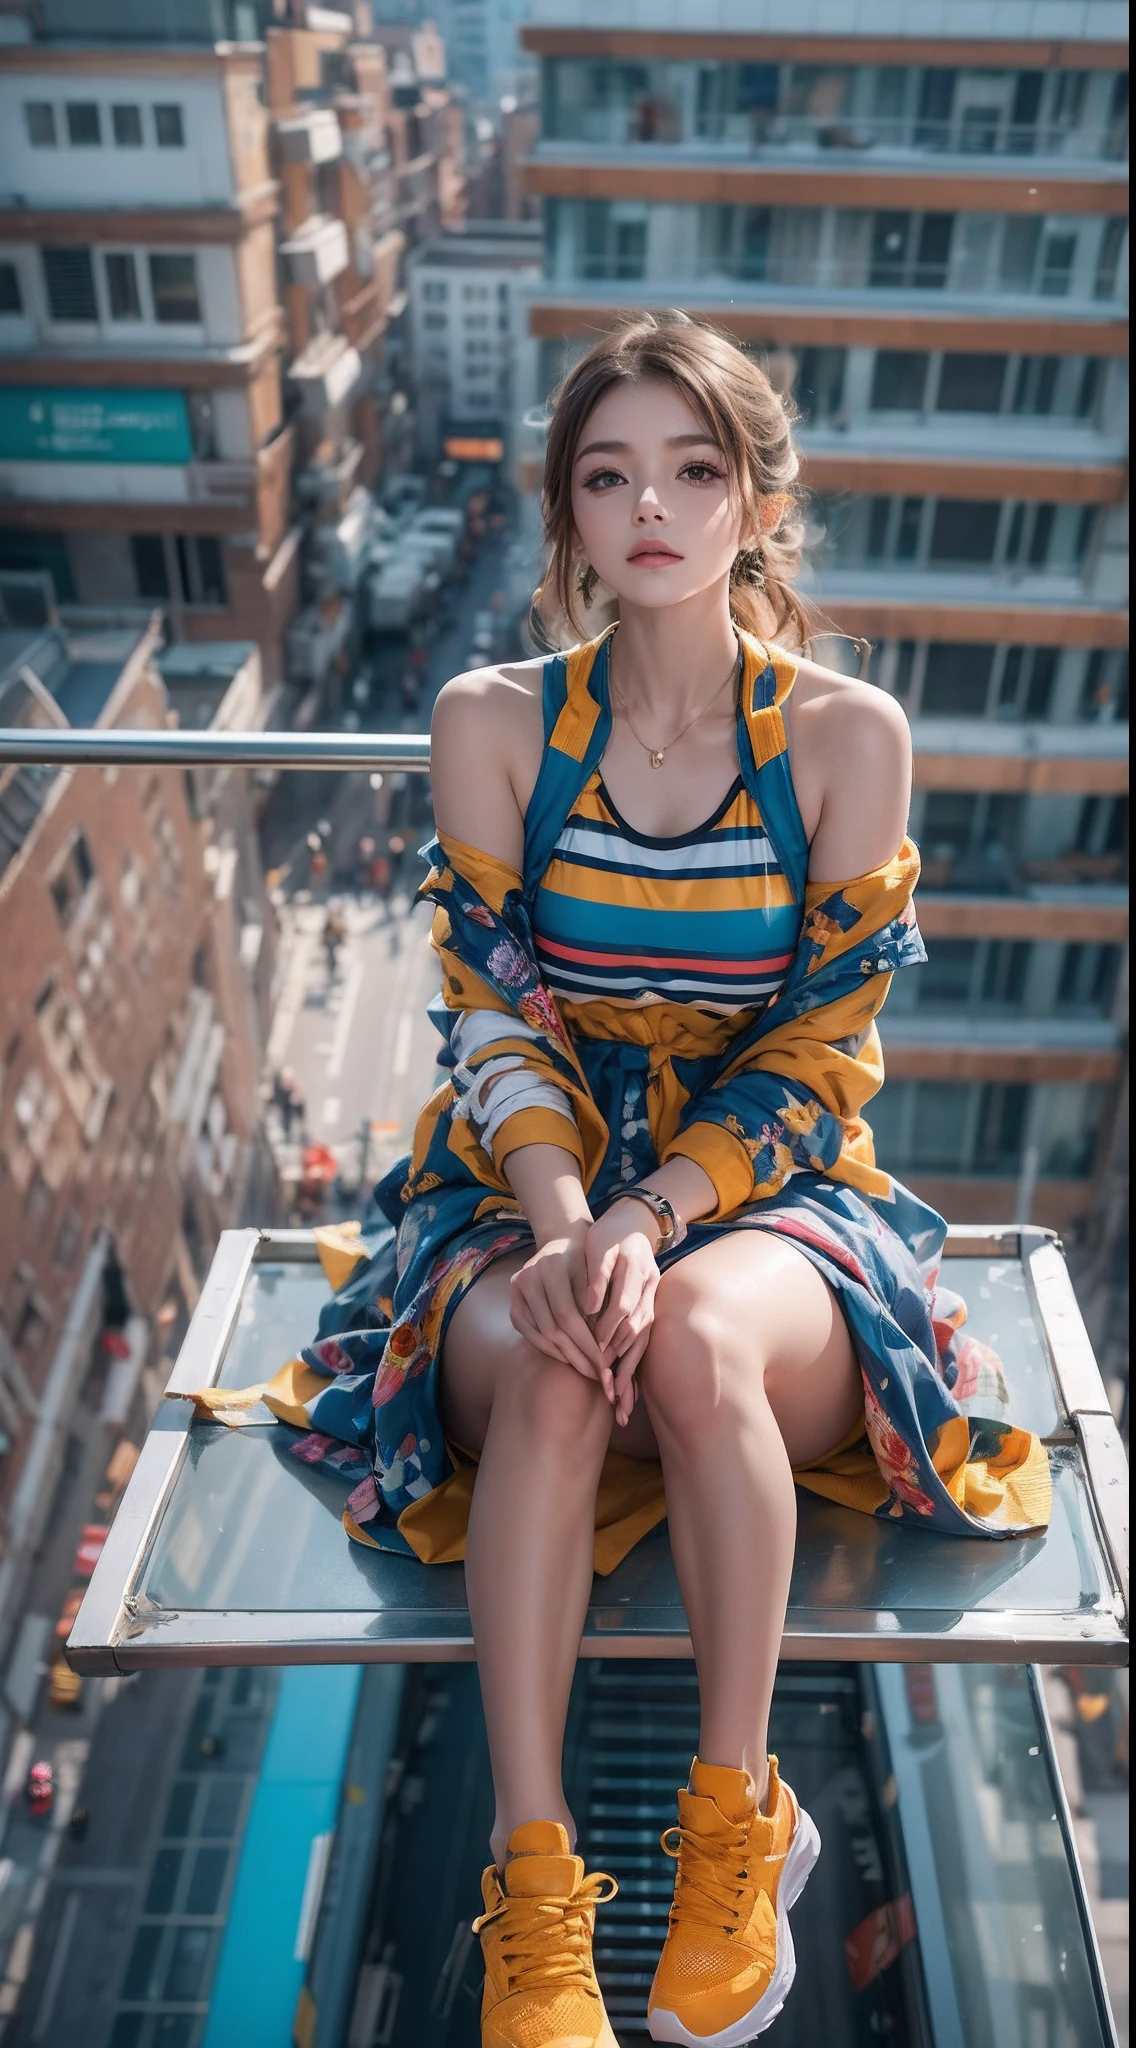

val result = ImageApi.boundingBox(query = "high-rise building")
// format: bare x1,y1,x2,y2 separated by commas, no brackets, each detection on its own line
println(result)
0,34,302,684
408,218,541,462
517,5,1129,1254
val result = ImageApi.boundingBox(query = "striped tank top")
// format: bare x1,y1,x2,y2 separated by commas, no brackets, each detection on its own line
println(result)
533,768,801,1021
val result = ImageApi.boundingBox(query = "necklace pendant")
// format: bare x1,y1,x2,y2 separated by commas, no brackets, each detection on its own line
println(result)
650,749,665,769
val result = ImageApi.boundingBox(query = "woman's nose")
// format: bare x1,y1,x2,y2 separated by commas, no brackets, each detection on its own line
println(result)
633,488,669,523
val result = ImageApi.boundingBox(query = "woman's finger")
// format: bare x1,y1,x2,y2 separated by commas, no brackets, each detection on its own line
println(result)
582,1241,619,1318
522,1271,609,1383
508,1283,566,1362
544,1267,609,1379
612,1328,651,1426
593,1251,648,1350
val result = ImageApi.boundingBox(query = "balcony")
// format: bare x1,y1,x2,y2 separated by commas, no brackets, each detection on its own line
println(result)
276,108,343,166
280,215,351,290
286,333,362,416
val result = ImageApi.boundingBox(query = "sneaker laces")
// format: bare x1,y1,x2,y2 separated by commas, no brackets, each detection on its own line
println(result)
660,1820,759,1937
474,1871,618,1994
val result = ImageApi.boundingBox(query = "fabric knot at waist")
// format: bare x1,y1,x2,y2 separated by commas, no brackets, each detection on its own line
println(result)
559,995,750,1064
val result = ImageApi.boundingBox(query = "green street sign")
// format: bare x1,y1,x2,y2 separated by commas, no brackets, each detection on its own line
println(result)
0,386,192,463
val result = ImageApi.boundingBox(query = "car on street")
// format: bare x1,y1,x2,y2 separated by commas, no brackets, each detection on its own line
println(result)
24,1760,54,1817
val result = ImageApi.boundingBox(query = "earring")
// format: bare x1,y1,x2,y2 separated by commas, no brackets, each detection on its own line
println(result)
577,562,599,605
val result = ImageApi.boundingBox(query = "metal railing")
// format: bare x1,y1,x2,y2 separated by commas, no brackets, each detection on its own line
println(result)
0,729,432,770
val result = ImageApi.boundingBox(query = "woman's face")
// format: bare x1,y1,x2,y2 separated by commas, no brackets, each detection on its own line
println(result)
569,375,746,613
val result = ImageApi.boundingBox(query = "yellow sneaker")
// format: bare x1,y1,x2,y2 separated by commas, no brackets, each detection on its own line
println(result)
647,1758,819,2045
473,1821,620,2048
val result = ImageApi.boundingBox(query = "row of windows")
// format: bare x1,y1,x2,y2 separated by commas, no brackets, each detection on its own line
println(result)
796,346,1104,423
870,1079,1106,1179
912,790,1127,894
901,937,1122,1017
133,534,227,608
545,198,1126,303
23,97,185,149
816,494,1095,575
538,336,1112,427
542,58,1128,162
421,278,512,302
872,641,1128,724
0,246,201,326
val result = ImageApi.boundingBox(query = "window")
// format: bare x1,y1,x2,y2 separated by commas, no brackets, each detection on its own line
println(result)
41,246,98,323
1011,354,1060,415
1095,219,1126,300
913,212,953,287
422,312,447,330
1076,358,1101,418
920,939,977,1005
871,350,926,410
148,253,200,323
929,500,1000,563
1039,230,1077,296
24,102,57,146
0,263,22,315
176,536,227,607
422,280,448,302
922,643,993,716
1027,503,1055,567
154,104,186,148
1057,943,1121,1013
112,103,143,146
104,252,142,322
132,534,169,600
937,353,1007,412
49,833,95,928
794,346,845,421
66,102,102,146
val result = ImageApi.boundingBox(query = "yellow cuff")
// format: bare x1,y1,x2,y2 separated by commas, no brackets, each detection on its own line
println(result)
662,1121,755,1220
492,1107,584,1173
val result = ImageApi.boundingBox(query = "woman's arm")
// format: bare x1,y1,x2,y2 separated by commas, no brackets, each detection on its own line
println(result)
431,670,618,1394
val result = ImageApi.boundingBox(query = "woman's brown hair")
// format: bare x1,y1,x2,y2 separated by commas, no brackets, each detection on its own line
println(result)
534,310,810,650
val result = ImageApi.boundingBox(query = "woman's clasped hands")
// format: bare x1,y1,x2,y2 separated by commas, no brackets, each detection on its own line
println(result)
508,1200,661,1427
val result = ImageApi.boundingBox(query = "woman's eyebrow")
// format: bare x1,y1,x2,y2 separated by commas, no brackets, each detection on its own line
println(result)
574,432,722,460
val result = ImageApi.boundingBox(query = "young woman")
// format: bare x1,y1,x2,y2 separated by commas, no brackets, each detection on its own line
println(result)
262,313,1049,2047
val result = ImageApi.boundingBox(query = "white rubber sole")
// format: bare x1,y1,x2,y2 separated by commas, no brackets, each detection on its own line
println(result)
646,1807,822,2047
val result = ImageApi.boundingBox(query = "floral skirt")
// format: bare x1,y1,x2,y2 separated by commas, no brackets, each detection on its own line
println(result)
229,1170,1051,1574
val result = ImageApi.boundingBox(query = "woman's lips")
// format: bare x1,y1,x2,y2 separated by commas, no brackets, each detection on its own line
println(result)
627,547,683,564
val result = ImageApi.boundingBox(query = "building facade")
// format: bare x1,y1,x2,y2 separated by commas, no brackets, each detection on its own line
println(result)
0,39,302,685
518,4,1129,1249
0,605,270,1649
409,218,541,462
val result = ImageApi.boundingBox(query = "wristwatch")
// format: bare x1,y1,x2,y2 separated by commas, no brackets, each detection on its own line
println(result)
617,1185,687,1251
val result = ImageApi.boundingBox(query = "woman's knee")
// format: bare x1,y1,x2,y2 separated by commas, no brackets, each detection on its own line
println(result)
495,1343,611,1451
640,1270,759,1441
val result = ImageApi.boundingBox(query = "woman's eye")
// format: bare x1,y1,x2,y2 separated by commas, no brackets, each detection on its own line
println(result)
680,462,723,484
581,468,625,491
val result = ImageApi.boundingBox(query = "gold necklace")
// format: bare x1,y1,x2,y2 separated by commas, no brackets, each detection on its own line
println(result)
613,646,741,769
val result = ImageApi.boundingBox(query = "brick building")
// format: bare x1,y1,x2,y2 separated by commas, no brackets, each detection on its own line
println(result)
0,606,268,1649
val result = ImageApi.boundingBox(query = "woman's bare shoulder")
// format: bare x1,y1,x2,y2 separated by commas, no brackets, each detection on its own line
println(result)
432,658,545,743
430,660,547,859
787,653,910,766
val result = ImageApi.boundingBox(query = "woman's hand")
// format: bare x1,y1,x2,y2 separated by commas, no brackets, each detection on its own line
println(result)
583,1203,661,1428
509,1223,613,1393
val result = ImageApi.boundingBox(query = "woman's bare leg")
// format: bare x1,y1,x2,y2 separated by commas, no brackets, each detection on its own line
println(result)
441,1252,614,1867
635,1231,862,1802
